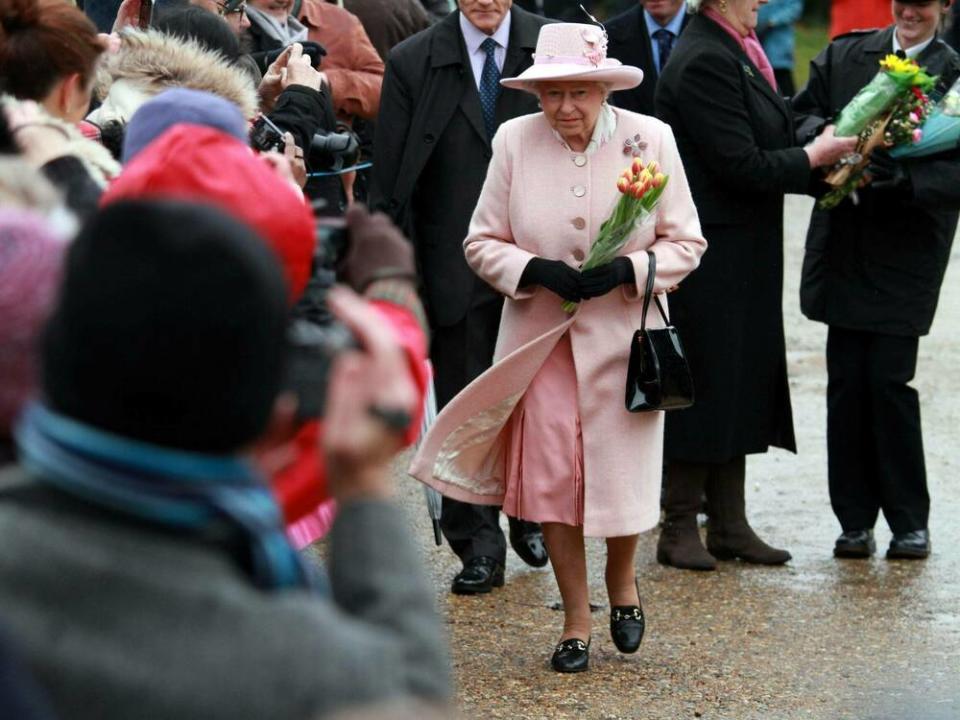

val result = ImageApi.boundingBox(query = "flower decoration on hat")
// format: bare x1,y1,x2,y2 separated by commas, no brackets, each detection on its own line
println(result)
581,26,607,67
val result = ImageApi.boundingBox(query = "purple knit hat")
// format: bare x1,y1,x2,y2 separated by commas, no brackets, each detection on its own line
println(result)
0,209,66,437
122,88,248,164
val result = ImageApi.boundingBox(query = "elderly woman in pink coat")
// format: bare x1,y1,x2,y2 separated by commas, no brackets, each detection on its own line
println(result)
411,22,706,673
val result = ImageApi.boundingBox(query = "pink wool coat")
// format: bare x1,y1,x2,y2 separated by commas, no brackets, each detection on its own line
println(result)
410,108,706,537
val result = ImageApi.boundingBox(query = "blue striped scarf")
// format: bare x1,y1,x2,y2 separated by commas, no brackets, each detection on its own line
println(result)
15,403,313,591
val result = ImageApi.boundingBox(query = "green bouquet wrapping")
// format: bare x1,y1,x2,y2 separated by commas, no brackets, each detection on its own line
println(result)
819,54,936,209
834,55,936,138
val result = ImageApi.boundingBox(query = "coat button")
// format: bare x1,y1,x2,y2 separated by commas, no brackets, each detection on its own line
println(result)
572,217,586,230
572,185,586,197
573,155,587,167
573,249,585,261
424,133,435,143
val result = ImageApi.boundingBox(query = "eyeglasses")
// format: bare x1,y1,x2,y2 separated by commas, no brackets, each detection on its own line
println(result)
217,1,246,18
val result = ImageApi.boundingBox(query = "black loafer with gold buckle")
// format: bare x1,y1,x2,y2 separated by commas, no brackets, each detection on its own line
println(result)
610,605,645,654
550,638,590,673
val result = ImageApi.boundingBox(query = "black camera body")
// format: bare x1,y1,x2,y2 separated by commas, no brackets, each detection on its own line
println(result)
282,216,356,421
250,116,361,174
284,315,355,421
250,115,287,154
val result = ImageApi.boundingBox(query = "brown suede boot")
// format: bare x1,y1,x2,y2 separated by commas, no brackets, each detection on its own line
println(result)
705,459,791,565
656,464,717,571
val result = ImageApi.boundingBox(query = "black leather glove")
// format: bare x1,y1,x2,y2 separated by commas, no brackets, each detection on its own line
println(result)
866,148,911,192
579,257,636,299
519,257,582,302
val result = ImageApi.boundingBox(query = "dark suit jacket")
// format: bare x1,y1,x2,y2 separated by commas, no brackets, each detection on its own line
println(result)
792,27,960,337
370,8,550,328
656,13,811,463
606,5,690,116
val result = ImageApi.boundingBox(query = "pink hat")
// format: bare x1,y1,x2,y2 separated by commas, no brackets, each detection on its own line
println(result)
500,23,643,93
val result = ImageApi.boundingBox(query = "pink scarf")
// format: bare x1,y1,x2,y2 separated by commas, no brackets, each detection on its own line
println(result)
703,7,778,91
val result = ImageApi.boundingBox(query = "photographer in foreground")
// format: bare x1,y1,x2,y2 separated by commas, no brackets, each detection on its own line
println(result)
0,198,451,720
111,105,429,546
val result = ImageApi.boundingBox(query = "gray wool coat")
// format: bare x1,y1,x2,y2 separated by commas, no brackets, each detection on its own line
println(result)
0,467,451,720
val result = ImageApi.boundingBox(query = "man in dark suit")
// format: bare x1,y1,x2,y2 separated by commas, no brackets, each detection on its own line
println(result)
606,0,689,116
371,0,551,594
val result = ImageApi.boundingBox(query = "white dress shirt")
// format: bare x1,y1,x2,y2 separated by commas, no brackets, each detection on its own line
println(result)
459,11,512,91
893,31,936,60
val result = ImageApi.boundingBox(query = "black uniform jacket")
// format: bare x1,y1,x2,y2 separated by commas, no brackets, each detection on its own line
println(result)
656,13,812,463
792,26,960,337
606,5,690,116
370,8,550,328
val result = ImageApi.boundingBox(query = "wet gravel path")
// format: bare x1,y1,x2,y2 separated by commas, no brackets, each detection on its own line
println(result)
314,195,960,719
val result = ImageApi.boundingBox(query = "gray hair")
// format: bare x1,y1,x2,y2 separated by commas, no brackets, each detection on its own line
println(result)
685,0,706,12
529,80,613,100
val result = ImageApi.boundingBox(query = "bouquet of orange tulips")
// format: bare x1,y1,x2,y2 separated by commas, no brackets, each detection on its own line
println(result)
561,157,669,313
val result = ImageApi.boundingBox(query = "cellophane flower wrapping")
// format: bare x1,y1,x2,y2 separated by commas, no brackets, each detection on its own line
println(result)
818,55,935,210
561,158,669,313
890,75,960,160
834,55,935,137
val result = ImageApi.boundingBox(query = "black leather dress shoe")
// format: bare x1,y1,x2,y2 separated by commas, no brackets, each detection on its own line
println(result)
450,557,505,595
610,605,645,654
887,529,930,559
550,638,590,673
834,529,876,559
508,521,549,568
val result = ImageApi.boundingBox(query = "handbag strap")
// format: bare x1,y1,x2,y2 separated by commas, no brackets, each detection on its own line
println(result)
640,251,669,330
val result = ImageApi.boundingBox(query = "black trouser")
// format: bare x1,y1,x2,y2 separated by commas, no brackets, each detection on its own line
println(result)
826,327,928,534
431,299,533,565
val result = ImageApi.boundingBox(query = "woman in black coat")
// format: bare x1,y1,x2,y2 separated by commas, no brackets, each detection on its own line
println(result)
653,0,855,570
791,0,960,561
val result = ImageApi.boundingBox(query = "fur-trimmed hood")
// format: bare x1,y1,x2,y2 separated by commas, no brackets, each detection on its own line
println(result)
88,29,259,127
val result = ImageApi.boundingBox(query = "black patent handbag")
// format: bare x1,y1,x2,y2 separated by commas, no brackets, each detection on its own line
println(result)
625,251,695,413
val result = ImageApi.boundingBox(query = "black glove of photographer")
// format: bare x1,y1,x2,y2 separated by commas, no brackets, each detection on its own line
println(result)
579,257,636,299
519,257,582,302
866,148,911,192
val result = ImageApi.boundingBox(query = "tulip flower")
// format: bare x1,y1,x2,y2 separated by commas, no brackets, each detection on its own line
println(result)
561,161,671,312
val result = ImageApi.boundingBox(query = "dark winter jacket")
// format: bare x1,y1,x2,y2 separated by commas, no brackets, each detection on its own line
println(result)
792,26,960,337
656,12,813,462
606,4,690,116
344,0,431,61
369,7,550,328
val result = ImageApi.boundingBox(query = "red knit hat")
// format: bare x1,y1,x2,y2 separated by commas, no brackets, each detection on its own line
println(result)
101,124,315,301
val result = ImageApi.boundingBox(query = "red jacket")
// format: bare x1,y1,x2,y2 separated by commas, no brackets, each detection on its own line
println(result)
298,0,385,120
271,300,429,525
830,0,891,39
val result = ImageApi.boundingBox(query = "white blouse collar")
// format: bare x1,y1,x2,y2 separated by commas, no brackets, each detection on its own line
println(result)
550,102,617,156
